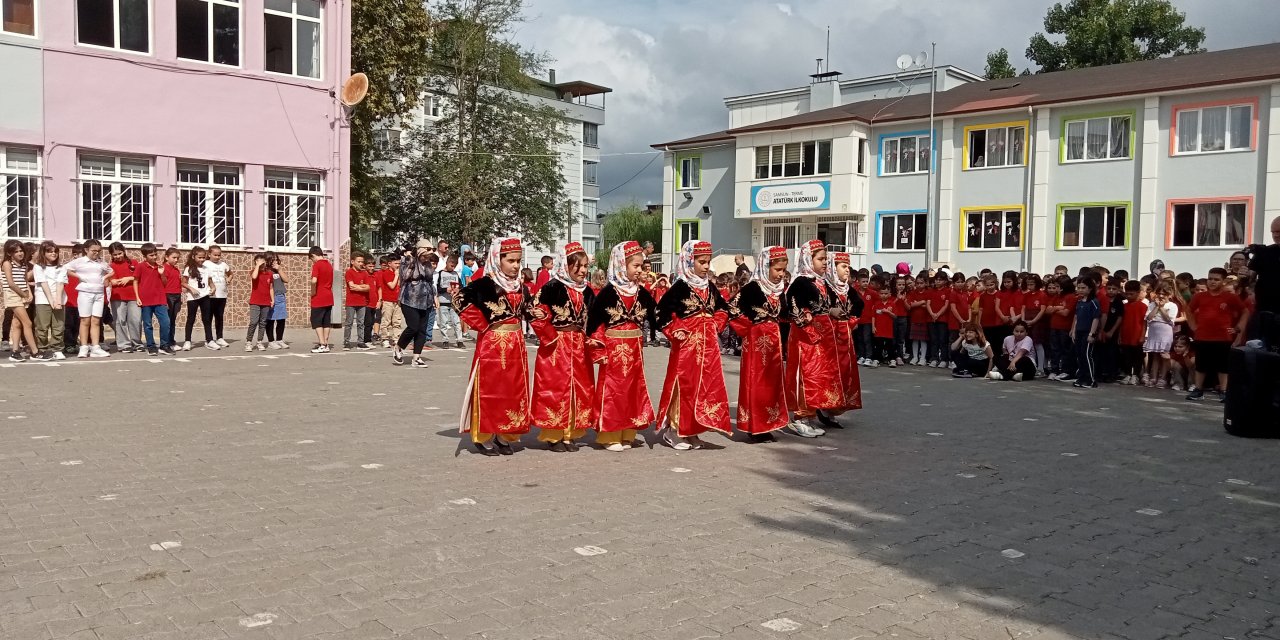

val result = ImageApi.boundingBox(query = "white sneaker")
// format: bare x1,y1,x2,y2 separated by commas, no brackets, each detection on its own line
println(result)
268,341,282,350
786,422,820,438
216,338,229,347
181,341,191,351
868,360,879,368
936,361,948,369
206,341,221,351
245,344,254,352
256,342,267,351
1013,373,1024,382
606,443,625,452
809,421,826,436
89,346,110,358
988,370,1003,381
382,340,391,349
77,346,90,359
52,351,66,360
927,360,939,368
1171,383,1184,391
311,345,326,354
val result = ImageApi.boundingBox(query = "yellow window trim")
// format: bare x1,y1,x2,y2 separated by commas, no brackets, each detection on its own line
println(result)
962,120,1030,170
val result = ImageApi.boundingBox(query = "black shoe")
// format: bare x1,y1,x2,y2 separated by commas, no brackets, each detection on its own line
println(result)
8,352,27,362
146,347,159,356
455,342,465,349
160,346,177,355
473,443,499,457
411,358,428,369
392,348,404,365
494,441,514,456
815,411,844,429
564,440,580,452
1187,390,1205,402
120,346,135,353
549,441,567,453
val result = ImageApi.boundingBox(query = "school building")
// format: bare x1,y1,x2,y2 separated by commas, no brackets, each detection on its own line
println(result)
652,43,1280,278
0,0,353,325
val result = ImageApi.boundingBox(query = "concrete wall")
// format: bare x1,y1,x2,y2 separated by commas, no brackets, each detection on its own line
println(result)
0,41,42,144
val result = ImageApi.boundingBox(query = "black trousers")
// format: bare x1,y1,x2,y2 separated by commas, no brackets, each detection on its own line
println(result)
994,354,1037,380
185,298,213,343
266,319,286,342
165,294,182,347
209,297,227,339
398,304,431,354
952,350,990,376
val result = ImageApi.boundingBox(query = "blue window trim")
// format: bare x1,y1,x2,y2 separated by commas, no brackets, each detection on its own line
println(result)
877,129,939,177
874,209,928,252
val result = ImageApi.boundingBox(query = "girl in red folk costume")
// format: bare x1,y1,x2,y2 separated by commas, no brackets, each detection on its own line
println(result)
529,242,595,453
728,246,791,443
457,237,531,457
823,251,865,427
586,241,658,452
783,239,843,438
656,240,732,450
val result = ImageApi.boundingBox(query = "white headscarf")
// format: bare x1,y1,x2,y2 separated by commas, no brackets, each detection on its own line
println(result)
792,239,824,281
485,237,523,293
753,246,786,297
554,243,587,292
826,254,850,297
674,240,711,291
607,241,640,297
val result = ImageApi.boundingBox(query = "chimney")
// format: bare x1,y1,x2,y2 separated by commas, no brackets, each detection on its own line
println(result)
549,68,556,84
809,69,841,111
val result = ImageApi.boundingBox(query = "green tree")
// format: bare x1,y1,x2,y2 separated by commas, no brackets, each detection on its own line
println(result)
349,0,433,236
1025,0,1206,72
593,203,663,268
984,48,1019,79
385,0,570,249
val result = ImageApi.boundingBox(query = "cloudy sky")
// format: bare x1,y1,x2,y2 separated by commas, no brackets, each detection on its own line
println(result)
512,0,1279,211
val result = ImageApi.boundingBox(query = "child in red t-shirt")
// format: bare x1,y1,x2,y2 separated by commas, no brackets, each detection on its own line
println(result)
905,276,930,364
1185,267,1249,401
343,253,372,350
870,287,897,366
856,279,877,364
1117,280,1149,385
1021,275,1048,373
163,247,183,349
925,274,951,368
245,253,276,351
133,243,174,355
1169,335,1196,391
1044,277,1077,378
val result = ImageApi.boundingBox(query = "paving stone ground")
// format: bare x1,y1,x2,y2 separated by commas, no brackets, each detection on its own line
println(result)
1,330,1278,640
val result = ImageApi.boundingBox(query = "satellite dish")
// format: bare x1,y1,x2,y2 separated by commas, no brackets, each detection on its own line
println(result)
896,54,913,71
915,51,928,67
340,73,369,107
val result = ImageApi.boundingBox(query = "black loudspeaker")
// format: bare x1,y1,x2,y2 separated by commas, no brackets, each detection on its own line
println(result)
1223,346,1280,438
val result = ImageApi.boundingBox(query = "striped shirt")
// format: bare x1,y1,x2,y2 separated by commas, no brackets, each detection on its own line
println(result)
1,263,28,293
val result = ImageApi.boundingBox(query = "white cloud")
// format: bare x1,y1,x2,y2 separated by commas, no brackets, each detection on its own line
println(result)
776,3,793,16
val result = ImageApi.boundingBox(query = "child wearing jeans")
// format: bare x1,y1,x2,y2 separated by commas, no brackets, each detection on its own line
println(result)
247,252,274,351
1142,284,1180,388
1118,280,1148,385
343,252,372,350
1046,277,1077,380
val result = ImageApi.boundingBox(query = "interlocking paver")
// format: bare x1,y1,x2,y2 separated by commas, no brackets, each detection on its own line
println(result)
1,336,1277,639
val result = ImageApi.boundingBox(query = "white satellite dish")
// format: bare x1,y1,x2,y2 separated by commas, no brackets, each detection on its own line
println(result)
896,54,914,70
915,51,928,67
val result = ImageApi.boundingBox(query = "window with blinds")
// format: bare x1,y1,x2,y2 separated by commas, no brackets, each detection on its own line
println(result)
753,141,832,180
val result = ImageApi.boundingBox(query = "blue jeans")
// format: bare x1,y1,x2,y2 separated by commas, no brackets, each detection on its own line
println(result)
140,305,171,349
424,307,437,342
436,304,460,343
928,322,949,363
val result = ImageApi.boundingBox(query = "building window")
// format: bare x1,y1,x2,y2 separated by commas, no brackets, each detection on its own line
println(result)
677,219,699,245
79,155,153,243
264,169,322,249
677,155,701,190
964,122,1026,169
1,146,40,240
264,0,321,79
583,161,598,186
581,198,598,220
1169,200,1249,248
177,163,242,246
1059,204,1127,249
2,0,36,36
857,138,867,175
878,212,927,252
373,129,400,155
1173,101,1254,155
1063,114,1131,162
424,96,442,119
77,0,150,53
583,123,599,148
882,133,931,175
754,140,831,179
176,0,240,66
962,207,1022,250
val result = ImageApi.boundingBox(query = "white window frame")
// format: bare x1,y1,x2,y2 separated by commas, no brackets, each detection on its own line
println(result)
78,155,154,244
423,95,442,119
881,134,931,175
1063,115,1131,162
581,198,598,220
761,222,801,255
678,155,700,190
263,169,324,251
175,0,242,68
1,146,41,240
2,0,38,38
176,163,244,248
753,140,832,180
264,0,322,80
1169,200,1250,249
962,208,1023,251
677,220,699,245
1174,103,1254,155
879,212,927,252
75,0,153,55
583,160,598,186
583,122,599,148
373,129,401,155
1059,205,1128,249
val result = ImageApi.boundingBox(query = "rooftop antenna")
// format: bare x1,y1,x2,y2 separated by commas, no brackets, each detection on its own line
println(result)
816,58,824,75
825,26,831,73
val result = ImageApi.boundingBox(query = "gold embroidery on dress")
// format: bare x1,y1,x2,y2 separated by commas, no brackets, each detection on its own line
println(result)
500,409,524,432
606,304,625,324
823,389,841,406
484,299,509,318
631,415,649,427
490,329,516,369
698,401,724,425
551,303,572,323
611,343,636,377
542,399,569,428
754,334,775,356
738,407,750,425
766,405,781,423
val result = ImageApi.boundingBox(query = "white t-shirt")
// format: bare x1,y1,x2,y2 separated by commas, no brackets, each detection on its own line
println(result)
1146,301,1179,328
203,260,230,298
1003,335,1034,357
183,269,211,303
33,264,68,306
65,256,113,294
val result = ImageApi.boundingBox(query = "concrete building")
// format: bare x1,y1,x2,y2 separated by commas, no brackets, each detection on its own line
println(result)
1,0,352,325
653,44,1280,277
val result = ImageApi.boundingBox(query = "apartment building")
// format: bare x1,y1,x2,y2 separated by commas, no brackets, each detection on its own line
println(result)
653,44,1280,277
0,0,352,325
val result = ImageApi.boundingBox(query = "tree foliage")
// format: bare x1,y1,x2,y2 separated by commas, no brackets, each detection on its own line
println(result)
593,203,663,268
986,0,1206,77
349,0,433,232
383,0,570,250
984,48,1018,79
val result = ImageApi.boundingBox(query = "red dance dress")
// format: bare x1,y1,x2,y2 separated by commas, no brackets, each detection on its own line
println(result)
529,279,595,443
728,281,789,434
830,290,865,411
655,280,732,438
784,276,844,416
456,278,531,444
586,284,657,443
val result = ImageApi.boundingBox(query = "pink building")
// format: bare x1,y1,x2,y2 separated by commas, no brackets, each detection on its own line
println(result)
1,0,351,323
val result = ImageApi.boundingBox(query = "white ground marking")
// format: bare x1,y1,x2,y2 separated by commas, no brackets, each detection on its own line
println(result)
361,464,384,469
30,435,49,439
671,467,692,473
263,454,300,461
926,432,944,436
816,446,839,451
297,440,316,444
956,473,977,479
448,498,476,505
1225,479,1252,486
117,369,130,372
573,546,607,556
1001,549,1026,559
761,618,802,632
239,613,278,628
1023,418,1039,422
169,390,184,394
60,460,83,466
1061,453,1079,457
97,494,118,501
149,541,181,551
1188,439,1220,444
326,381,340,385
425,406,440,410
290,372,304,375
257,364,269,367
1135,508,1163,516
372,393,387,396
7,415,28,420
920,403,933,407
1152,434,1170,439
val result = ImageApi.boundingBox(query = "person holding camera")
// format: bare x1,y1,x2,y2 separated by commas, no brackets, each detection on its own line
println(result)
393,240,437,368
